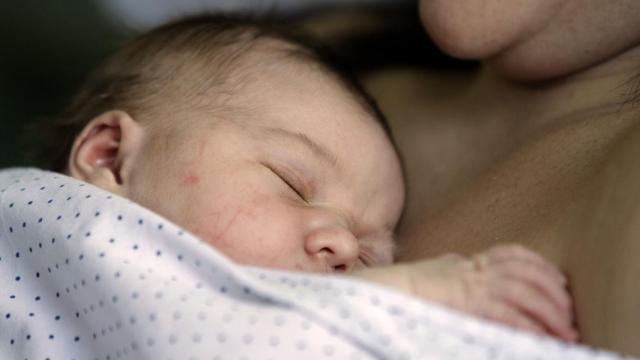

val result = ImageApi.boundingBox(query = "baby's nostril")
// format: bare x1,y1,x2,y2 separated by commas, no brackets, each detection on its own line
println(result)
333,264,347,273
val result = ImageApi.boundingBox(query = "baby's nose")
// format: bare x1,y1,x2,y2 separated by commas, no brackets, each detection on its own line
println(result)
304,226,359,273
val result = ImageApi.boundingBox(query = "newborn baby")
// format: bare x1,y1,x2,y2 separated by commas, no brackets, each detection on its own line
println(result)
36,15,576,341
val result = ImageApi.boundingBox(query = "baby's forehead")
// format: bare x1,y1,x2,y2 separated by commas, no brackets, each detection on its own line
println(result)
142,25,400,181
143,27,391,154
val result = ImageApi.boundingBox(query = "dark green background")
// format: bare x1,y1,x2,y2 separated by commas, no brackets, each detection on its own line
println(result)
0,2,120,168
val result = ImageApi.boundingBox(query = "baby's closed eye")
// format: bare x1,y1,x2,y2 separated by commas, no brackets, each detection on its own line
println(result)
262,162,309,201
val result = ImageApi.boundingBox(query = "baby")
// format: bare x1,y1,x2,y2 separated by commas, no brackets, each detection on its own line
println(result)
34,15,576,341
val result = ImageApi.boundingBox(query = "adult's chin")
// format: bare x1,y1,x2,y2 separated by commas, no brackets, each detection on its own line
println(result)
418,0,558,60
486,24,640,82
418,0,640,82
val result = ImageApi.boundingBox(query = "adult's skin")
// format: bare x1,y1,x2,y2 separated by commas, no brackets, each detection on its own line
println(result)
363,0,640,355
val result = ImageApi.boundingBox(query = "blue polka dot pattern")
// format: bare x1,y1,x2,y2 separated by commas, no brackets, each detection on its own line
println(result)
0,169,625,360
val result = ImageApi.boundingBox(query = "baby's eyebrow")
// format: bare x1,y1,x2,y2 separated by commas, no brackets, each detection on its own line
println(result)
262,127,341,171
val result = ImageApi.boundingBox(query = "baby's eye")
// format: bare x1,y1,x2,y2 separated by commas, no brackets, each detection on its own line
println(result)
279,173,305,200
265,164,306,200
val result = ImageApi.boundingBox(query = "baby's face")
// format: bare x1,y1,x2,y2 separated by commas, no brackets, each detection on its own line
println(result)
126,64,405,273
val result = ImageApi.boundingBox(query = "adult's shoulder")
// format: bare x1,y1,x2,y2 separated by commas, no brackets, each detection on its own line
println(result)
553,109,640,354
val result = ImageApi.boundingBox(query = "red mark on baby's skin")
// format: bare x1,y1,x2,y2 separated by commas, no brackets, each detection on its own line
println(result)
211,209,242,243
198,203,263,250
179,138,209,186
182,173,200,185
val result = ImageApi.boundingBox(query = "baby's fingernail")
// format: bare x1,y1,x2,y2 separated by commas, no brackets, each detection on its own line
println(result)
563,325,579,341
564,295,573,310
568,329,580,342
558,271,567,283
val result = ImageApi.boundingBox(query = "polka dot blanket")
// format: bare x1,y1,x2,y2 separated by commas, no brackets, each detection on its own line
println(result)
0,168,628,360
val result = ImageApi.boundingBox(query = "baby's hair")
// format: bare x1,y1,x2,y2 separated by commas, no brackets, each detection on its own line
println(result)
31,14,393,172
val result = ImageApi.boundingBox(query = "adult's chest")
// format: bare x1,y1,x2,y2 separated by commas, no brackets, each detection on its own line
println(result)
397,104,640,355
556,114,640,355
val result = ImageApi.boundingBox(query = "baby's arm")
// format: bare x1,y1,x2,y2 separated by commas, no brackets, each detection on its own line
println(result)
352,244,578,342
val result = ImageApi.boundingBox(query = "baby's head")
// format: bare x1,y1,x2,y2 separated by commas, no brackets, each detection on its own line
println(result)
38,15,405,273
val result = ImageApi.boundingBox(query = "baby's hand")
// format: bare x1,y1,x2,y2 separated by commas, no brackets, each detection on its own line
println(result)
353,244,578,342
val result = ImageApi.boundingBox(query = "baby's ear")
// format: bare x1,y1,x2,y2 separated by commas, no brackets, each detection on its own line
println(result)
68,110,144,195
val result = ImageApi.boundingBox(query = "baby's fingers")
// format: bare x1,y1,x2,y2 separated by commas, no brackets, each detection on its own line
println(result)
484,245,566,284
496,279,577,342
498,260,572,313
481,301,546,336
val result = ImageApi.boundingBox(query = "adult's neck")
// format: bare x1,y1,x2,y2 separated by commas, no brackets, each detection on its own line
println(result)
466,44,640,137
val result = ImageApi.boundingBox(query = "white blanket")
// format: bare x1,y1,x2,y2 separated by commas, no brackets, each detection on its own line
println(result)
0,168,628,359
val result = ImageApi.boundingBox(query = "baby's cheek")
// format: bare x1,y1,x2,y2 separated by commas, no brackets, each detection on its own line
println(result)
194,195,305,267
190,204,242,246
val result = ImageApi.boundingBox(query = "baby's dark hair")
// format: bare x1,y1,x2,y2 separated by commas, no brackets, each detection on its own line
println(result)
32,14,393,172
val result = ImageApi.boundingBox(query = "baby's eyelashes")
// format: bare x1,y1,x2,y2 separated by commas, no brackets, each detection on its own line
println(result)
262,161,310,201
